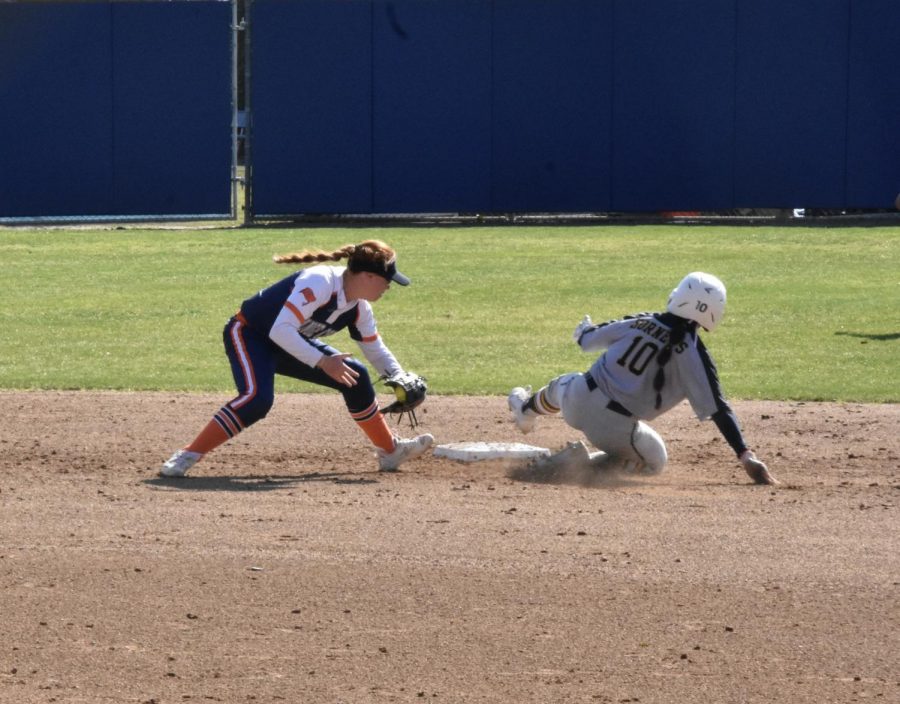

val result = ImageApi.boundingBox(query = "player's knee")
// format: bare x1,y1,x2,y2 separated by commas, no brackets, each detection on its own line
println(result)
631,423,668,474
237,392,274,426
345,358,370,385
338,360,376,408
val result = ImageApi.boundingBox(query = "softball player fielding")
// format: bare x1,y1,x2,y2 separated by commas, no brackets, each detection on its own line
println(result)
508,272,777,485
161,240,433,477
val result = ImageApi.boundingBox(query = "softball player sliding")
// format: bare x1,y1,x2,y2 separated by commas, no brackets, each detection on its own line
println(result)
161,240,433,477
508,272,777,485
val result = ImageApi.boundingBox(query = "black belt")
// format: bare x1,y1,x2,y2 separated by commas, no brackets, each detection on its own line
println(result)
582,372,633,417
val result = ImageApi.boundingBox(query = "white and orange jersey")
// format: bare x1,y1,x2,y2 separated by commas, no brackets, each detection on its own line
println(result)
239,265,401,376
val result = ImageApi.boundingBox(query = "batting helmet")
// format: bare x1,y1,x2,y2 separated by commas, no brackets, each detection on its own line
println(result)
666,272,727,331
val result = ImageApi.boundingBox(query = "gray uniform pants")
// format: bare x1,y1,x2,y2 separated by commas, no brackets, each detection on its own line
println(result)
544,373,668,474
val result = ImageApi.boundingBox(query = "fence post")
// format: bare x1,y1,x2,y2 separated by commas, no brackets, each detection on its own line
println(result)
241,0,254,223
231,0,251,223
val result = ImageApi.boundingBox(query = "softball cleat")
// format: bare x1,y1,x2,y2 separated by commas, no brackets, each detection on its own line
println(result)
377,433,434,472
507,386,536,434
160,449,203,477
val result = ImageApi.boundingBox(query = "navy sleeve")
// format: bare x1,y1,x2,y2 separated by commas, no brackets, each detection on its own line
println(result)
696,337,748,456
711,407,748,457
695,337,729,407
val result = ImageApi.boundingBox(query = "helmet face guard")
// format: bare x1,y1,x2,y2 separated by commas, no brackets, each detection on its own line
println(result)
666,272,726,331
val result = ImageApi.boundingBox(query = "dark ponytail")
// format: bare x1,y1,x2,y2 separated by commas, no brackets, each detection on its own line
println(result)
652,317,693,409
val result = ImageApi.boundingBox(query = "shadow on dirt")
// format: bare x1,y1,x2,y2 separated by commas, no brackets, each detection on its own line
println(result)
506,460,643,489
145,471,378,492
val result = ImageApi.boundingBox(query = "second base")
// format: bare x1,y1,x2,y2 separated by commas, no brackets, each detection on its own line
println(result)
434,441,551,462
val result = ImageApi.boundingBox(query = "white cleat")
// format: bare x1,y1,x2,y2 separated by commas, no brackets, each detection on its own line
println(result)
508,386,536,434
377,434,434,472
160,449,203,477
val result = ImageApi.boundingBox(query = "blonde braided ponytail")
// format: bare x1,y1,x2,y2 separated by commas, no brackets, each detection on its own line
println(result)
272,244,356,265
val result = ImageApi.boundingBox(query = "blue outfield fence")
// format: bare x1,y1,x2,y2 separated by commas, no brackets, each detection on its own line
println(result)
0,0,232,220
1,0,898,221
251,0,900,217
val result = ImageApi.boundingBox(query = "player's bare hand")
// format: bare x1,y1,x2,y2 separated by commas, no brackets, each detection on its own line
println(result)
318,353,360,387
740,450,778,485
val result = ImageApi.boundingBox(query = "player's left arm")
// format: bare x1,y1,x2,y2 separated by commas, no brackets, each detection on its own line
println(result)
351,302,402,377
698,339,779,485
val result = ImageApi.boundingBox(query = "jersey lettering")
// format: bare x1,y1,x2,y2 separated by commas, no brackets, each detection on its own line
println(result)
616,336,659,375
629,318,670,344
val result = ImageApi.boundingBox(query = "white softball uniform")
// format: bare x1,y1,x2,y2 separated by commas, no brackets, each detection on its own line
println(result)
540,312,742,474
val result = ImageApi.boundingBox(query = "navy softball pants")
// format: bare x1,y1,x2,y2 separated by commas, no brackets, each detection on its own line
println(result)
219,314,378,432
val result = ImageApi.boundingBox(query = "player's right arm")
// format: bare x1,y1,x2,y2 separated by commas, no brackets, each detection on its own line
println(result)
268,271,332,368
576,317,637,352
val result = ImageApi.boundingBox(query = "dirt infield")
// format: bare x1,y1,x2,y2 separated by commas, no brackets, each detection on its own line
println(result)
1,391,897,704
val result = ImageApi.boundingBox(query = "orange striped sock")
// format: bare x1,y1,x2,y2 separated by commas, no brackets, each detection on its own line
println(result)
186,408,241,455
353,405,396,453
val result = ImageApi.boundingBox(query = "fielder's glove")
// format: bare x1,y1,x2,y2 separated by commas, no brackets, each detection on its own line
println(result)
381,371,428,428
740,450,778,486
573,314,593,345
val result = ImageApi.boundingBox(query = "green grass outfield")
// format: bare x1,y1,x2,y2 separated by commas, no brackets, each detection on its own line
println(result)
1,224,897,402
